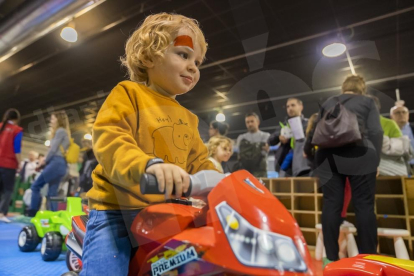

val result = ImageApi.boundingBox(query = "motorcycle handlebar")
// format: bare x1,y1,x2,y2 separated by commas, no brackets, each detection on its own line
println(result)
140,173,192,197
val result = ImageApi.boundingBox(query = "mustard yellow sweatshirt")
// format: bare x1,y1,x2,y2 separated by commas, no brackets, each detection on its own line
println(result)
87,81,216,210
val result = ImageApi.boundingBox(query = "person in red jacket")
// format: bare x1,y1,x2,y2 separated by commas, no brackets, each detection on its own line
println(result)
0,109,23,223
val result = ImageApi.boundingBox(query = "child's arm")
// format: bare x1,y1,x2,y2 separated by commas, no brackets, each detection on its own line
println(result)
93,84,153,191
186,119,219,174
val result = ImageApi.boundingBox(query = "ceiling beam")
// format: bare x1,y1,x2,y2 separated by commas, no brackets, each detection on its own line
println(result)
200,6,414,70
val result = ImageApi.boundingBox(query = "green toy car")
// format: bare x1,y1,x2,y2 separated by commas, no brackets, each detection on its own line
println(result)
18,197,86,262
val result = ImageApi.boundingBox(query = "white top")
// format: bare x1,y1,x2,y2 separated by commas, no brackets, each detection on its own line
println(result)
20,159,38,182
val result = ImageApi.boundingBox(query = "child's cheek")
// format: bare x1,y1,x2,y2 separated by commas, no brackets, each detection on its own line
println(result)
194,72,200,83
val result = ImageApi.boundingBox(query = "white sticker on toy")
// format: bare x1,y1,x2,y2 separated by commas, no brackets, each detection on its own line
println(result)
40,219,50,227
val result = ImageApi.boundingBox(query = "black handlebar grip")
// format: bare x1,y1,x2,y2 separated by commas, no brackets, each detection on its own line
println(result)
140,174,162,195
140,173,192,197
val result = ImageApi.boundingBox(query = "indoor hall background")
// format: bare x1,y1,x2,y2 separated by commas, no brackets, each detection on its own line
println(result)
0,0,413,143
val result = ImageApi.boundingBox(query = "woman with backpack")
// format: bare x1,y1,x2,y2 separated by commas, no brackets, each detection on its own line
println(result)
0,109,23,223
311,75,383,267
28,111,70,216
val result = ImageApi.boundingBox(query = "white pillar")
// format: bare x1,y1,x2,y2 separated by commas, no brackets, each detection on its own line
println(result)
394,237,410,260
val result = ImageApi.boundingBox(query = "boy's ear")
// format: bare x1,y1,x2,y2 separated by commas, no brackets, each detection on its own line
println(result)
141,55,154,68
142,58,154,68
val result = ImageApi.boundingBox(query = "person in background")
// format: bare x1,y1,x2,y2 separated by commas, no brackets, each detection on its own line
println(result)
313,75,383,268
22,152,45,215
369,96,411,176
208,121,231,172
19,151,39,209
36,154,45,169
207,136,233,173
209,120,229,138
38,153,45,162
0,109,23,223
19,151,39,183
268,98,310,176
28,111,70,216
235,112,270,177
304,113,352,224
33,153,45,179
391,103,414,170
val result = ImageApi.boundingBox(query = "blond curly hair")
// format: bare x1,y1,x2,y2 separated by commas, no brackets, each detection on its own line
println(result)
120,13,208,83
207,136,234,158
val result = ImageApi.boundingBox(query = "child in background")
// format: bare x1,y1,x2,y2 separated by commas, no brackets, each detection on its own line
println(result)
81,13,217,275
207,136,234,173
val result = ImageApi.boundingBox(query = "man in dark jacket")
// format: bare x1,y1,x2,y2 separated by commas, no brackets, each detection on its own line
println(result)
268,98,310,176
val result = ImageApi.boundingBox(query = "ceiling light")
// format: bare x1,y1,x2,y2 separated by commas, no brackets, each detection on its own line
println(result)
84,134,92,140
60,27,78,42
45,140,50,147
322,42,346,57
216,112,225,122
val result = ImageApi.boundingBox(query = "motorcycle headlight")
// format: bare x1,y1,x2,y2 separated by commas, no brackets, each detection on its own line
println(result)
216,202,307,272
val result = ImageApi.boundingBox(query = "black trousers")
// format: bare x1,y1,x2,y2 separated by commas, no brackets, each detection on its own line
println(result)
0,167,16,216
316,144,378,261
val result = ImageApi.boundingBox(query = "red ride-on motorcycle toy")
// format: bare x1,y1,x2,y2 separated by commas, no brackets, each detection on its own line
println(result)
324,254,414,275
65,170,316,275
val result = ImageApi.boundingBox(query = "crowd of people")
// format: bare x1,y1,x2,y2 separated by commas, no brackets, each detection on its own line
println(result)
0,109,97,222
225,75,412,266
202,75,413,267
208,80,413,180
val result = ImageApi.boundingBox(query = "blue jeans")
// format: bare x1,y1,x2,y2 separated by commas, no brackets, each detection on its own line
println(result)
80,209,141,276
30,156,67,212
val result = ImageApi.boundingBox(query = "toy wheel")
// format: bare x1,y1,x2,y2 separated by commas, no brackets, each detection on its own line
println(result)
41,232,62,261
18,224,40,252
66,250,82,271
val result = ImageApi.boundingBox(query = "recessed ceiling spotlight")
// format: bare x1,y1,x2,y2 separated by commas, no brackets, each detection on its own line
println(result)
60,27,78,43
322,42,346,57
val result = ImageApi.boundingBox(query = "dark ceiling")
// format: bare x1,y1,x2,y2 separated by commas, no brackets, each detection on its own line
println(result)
0,0,413,143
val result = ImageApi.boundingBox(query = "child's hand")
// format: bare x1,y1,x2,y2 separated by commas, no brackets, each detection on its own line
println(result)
145,163,190,199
